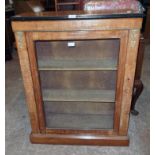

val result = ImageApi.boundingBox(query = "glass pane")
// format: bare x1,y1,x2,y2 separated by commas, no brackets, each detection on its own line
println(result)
36,39,119,70
44,101,114,129
35,39,120,130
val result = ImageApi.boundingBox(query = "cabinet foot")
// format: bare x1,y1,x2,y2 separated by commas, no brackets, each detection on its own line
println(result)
131,80,143,115
131,109,139,115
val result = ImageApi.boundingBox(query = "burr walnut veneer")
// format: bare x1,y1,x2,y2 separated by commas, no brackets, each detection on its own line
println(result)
12,11,143,146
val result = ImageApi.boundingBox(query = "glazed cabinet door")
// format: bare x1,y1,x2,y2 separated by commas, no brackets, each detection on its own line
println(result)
25,30,129,135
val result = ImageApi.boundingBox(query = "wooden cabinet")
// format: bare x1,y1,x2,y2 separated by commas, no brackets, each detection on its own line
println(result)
12,11,143,146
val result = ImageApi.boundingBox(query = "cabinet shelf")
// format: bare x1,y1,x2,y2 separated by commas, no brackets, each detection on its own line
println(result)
44,101,115,115
45,113,114,129
38,58,117,71
42,89,115,102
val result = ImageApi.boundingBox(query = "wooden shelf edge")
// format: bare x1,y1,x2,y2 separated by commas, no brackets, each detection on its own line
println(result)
43,89,115,102
30,133,129,146
38,58,117,71
38,68,117,71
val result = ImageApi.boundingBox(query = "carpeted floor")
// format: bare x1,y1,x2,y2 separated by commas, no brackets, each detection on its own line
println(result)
5,45,150,155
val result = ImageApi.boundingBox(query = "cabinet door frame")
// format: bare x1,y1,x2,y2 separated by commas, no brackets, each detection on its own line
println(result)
25,30,130,136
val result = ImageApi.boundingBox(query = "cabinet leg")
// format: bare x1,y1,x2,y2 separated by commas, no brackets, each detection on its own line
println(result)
131,80,144,115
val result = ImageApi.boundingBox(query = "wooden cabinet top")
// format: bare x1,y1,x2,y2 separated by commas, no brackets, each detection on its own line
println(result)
11,10,144,21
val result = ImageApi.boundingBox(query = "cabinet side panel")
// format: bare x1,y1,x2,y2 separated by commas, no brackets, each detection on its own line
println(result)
119,29,141,135
14,32,40,133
